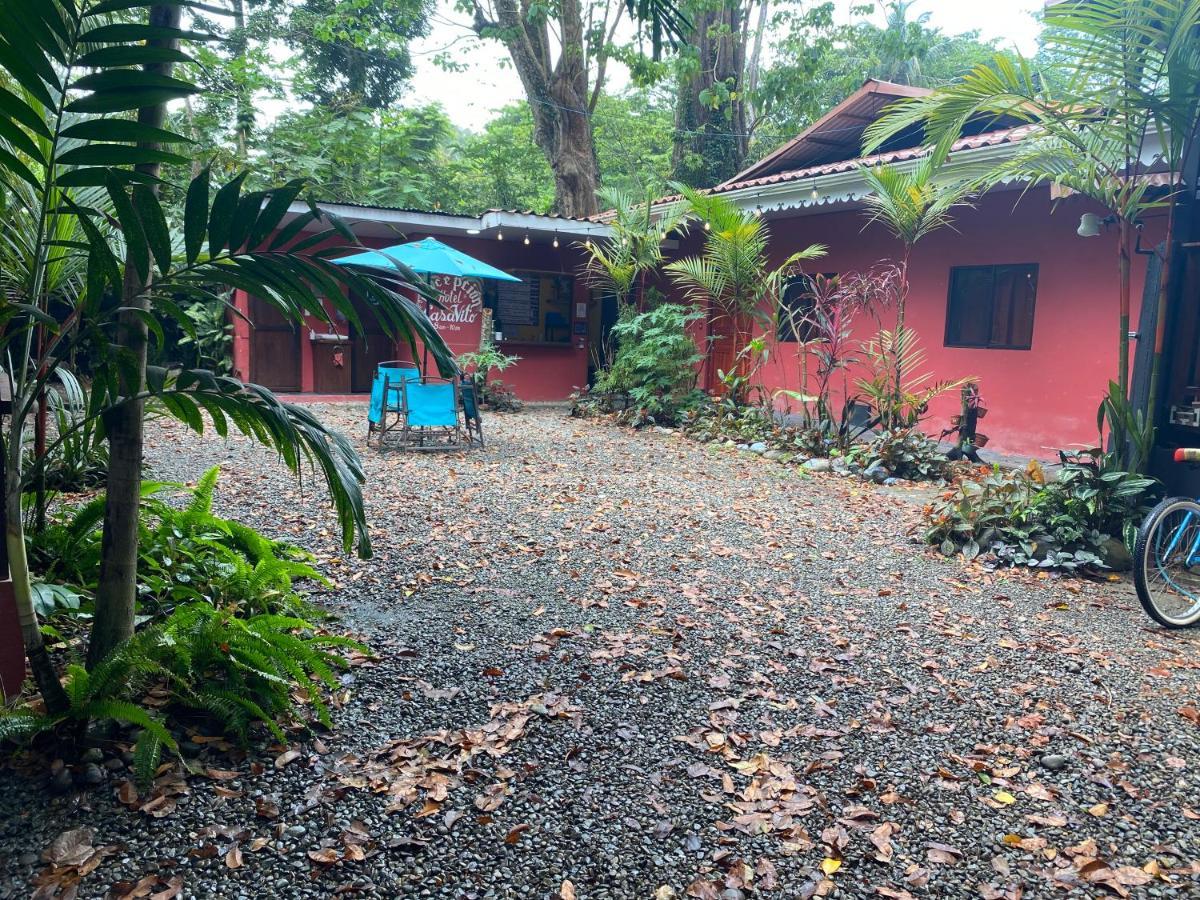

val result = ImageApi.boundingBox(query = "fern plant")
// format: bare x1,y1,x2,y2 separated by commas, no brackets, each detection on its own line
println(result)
154,602,364,742
0,629,177,786
29,467,325,617
1,601,364,777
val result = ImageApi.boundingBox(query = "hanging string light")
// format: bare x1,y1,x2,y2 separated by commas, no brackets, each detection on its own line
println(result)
810,180,820,201
553,230,559,248
497,229,504,241
523,233,530,245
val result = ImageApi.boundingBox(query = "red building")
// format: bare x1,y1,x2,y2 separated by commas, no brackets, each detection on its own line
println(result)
235,80,1187,461
652,80,1170,459
231,208,613,402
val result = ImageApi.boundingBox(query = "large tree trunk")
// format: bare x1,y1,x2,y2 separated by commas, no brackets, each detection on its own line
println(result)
472,0,601,217
87,5,181,670
230,0,253,160
673,3,749,188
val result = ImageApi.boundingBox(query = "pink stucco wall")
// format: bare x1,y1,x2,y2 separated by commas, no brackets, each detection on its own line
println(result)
663,188,1160,459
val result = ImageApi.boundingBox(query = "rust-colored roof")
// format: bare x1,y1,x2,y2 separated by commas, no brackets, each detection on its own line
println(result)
725,79,933,186
711,123,1039,196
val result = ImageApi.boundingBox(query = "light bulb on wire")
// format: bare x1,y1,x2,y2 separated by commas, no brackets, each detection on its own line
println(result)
523,234,530,245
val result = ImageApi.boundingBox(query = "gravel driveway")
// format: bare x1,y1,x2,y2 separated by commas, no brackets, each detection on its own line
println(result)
3,405,1199,900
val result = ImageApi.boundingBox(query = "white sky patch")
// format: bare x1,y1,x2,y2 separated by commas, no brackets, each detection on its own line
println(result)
403,0,1045,131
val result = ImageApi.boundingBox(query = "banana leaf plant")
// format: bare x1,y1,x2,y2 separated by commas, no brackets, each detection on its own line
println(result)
0,0,454,712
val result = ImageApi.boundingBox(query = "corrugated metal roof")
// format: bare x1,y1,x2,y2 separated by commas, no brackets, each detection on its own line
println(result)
726,80,933,185
712,124,1040,195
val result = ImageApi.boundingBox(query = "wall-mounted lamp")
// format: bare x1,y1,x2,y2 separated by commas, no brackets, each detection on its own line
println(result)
1077,212,1117,238
1077,213,1103,237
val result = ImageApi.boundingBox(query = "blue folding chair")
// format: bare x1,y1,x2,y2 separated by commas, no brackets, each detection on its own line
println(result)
398,377,464,450
367,361,420,446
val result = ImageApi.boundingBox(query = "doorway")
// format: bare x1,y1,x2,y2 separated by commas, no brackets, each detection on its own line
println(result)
249,295,300,391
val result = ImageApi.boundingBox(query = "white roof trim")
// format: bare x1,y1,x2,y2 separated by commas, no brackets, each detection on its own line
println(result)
283,202,612,239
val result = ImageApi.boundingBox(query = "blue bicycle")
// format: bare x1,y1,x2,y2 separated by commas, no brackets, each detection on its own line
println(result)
1134,448,1200,628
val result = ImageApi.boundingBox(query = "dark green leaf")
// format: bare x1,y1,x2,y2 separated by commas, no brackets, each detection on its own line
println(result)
0,86,53,140
207,172,247,257
67,87,198,115
0,36,56,108
132,185,172,277
0,114,46,163
60,119,193,145
77,23,214,44
0,146,40,189
75,45,194,68
184,167,209,265
106,176,149,283
57,144,187,167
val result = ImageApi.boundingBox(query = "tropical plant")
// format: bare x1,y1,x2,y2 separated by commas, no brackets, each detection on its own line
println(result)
858,326,972,430
172,299,233,373
0,629,178,786
666,185,825,376
30,467,324,619
926,450,1160,570
595,303,705,424
858,151,973,430
581,187,687,308
0,600,362,780
863,0,1200,433
31,371,110,501
848,427,949,482
457,339,521,392
775,269,890,451
0,0,454,711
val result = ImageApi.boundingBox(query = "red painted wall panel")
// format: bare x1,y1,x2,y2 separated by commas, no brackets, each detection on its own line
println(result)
662,188,1161,459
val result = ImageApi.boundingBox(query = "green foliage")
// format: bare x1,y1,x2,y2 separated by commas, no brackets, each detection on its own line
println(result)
0,601,362,776
457,340,521,388
36,370,109,495
754,1,998,156
154,601,364,741
171,299,233,374
31,467,325,618
1099,379,1155,475
594,303,705,424
581,186,687,306
848,428,949,482
666,185,826,322
926,451,1160,571
0,631,178,785
858,326,972,431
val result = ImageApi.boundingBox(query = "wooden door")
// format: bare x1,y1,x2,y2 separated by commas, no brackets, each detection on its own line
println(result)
350,295,394,393
249,296,300,391
313,343,351,393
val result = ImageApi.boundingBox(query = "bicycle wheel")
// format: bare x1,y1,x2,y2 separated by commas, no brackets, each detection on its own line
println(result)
1134,497,1200,628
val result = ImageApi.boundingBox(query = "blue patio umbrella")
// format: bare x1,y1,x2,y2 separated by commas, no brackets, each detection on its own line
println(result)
334,237,521,370
334,237,521,282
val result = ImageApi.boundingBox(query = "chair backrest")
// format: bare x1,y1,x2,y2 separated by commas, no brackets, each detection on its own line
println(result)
404,378,459,428
369,364,420,424
460,381,481,422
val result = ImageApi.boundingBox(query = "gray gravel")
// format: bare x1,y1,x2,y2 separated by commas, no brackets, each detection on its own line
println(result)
3,405,1200,899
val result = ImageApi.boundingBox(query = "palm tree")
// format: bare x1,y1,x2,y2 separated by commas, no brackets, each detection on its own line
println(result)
863,0,1200,423
0,0,454,710
665,184,825,387
858,150,973,429
581,187,687,308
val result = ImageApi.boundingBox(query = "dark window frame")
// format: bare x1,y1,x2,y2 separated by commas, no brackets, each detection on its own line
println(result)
777,273,836,343
944,263,1039,351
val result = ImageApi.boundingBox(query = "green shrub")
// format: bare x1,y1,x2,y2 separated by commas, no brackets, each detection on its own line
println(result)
0,602,364,780
925,449,1159,570
29,467,324,618
594,303,704,425
849,428,949,481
